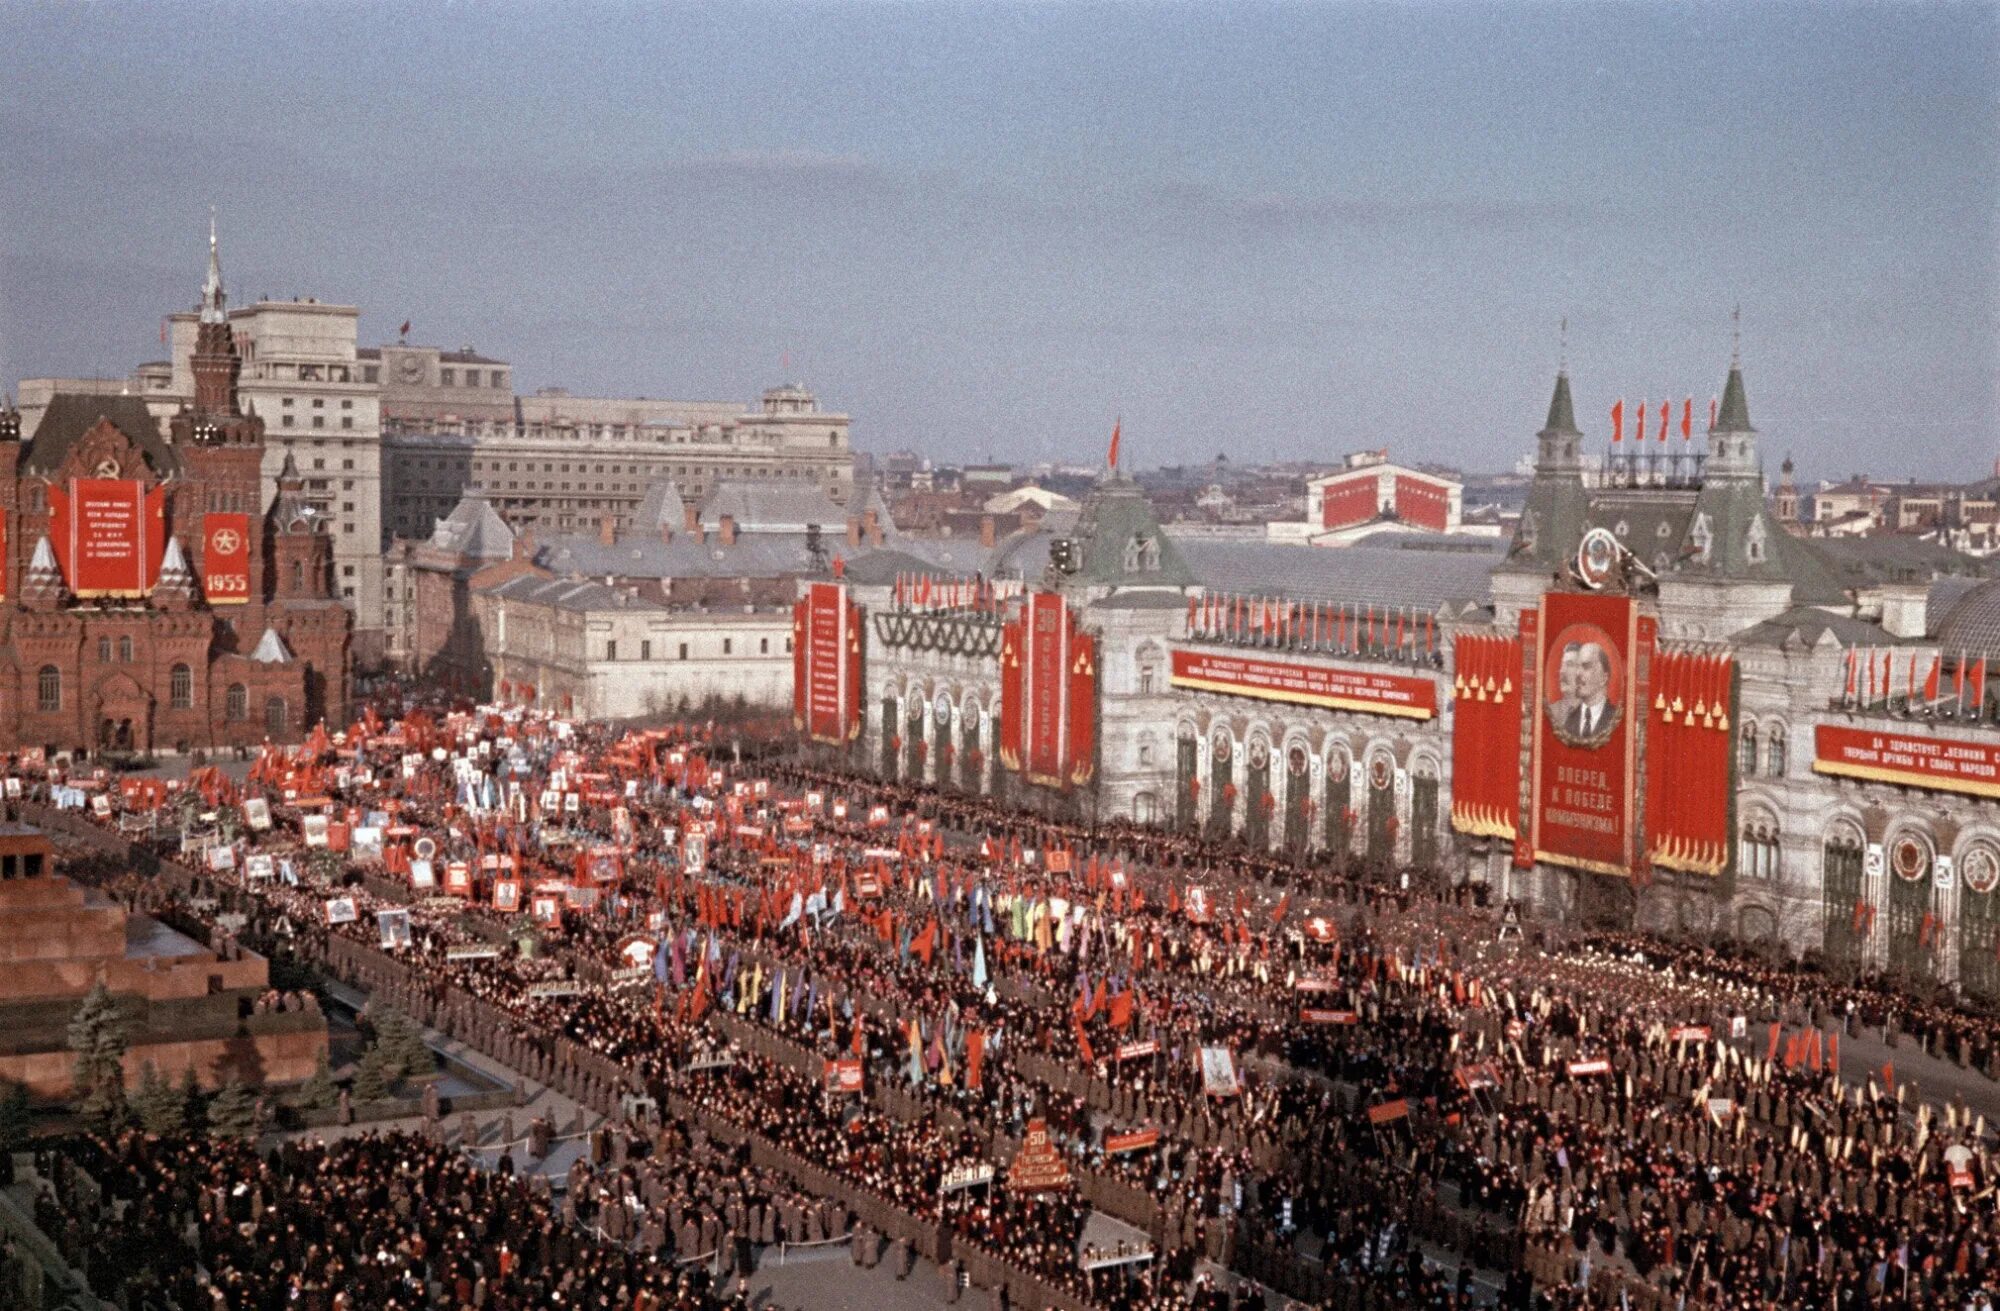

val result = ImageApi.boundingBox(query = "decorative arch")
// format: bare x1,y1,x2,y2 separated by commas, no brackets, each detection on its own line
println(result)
1884,824,1938,981
1737,903,1778,947
1738,718,1760,776
1737,802,1782,881
1957,835,2000,1000
1764,720,1789,777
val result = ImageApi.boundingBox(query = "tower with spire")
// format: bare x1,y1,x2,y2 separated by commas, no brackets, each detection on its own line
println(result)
1494,349,1593,621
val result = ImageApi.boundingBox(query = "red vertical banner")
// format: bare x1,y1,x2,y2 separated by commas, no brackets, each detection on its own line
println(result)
1512,609,1539,868
1066,631,1097,786
1024,590,1068,785
999,608,1025,772
792,595,809,731
1529,592,1640,876
1644,647,1733,874
202,512,251,604
1451,631,1521,840
802,582,850,744
58,477,153,597
846,596,864,742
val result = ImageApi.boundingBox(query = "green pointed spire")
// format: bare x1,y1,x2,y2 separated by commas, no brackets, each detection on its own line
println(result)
1714,364,1754,433
1541,370,1580,436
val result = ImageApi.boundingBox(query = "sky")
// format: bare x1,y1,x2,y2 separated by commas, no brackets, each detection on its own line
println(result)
1,2,1994,483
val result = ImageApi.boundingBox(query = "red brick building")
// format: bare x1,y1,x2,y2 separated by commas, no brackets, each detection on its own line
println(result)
0,235,349,754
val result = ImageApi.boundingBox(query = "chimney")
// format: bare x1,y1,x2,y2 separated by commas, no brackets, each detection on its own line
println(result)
846,515,862,547
684,503,700,533
863,509,882,547
598,515,617,547
659,523,673,545
979,515,996,549
719,514,738,547
512,529,536,562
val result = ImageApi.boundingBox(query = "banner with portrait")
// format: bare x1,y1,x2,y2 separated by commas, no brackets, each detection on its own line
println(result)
1529,592,1642,876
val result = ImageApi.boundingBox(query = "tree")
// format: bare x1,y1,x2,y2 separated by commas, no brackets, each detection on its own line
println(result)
177,1068,204,1129
351,1045,393,1103
0,1080,33,1153
205,1078,257,1140
298,1048,338,1112
66,981,129,1128
377,1008,434,1080
132,1062,186,1136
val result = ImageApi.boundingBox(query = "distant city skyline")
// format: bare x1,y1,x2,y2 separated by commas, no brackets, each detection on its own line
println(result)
1,2,1993,484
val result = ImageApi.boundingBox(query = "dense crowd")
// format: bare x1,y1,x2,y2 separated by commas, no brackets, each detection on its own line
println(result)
21,698,2000,1311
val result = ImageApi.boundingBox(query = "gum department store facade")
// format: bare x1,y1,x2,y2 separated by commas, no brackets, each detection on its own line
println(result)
817,358,2000,998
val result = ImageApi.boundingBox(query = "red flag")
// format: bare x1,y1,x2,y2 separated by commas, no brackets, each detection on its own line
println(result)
399,319,412,337
1881,1060,1893,1091
1107,417,1122,472
1708,396,1718,429
1924,652,1941,704
1659,398,1670,443
1610,399,1624,444
1074,1015,1095,1066
1766,1022,1781,1062
1828,1029,1838,1074
1681,396,1692,440
1974,657,1988,718
1637,398,1647,443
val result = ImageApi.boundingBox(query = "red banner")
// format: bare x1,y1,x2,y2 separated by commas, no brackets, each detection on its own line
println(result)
1067,630,1097,786
1171,649,1437,719
1301,1008,1360,1025
822,1057,864,1093
999,609,1025,772
1644,646,1735,874
1567,1058,1612,1077
1025,591,1067,783
1320,475,1377,529
1450,632,1523,837
795,582,857,744
1813,724,2000,799
53,478,165,597
1104,1128,1160,1154
1393,475,1449,531
1529,592,1641,876
202,512,251,605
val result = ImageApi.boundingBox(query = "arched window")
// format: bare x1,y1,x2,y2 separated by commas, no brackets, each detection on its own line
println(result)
1738,722,1759,776
225,684,248,722
291,560,303,590
118,636,133,663
1766,724,1787,777
169,664,193,710
36,666,60,713
96,637,111,664
264,695,288,736
1738,814,1781,881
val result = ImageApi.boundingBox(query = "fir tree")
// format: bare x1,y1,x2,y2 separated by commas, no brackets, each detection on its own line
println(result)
205,1078,257,1140
66,981,129,1128
298,1048,338,1112
351,1045,393,1103
0,1080,33,1153
377,1009,434,1080
132,1063,186,1136
178,1068,204,1129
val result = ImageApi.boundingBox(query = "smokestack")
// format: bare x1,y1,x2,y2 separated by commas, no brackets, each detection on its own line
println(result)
598,515,616,547
719,514,737,547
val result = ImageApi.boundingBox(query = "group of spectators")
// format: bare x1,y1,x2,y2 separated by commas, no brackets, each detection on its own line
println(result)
18,698,1999,1311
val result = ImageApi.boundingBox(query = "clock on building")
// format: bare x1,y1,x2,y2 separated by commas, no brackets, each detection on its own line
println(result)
396,355,425,384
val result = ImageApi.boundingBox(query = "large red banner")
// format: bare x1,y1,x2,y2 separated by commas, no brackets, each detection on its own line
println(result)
52,478,165,597
1025,591,1068,784
202,512,251,605
1643,646,1735,875
805,582,849,743
1320,476,1377,529
1450,631,1522,838
1529,592,1642,876
1393,476,1449,531
1067,631,1097,787
1171,649,1436,719
1813,725,2000,799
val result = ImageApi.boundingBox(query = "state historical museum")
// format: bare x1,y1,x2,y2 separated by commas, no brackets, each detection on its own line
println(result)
0,237,350,754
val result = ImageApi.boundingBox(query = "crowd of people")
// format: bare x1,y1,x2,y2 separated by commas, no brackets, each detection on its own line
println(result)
18,696,2000,1311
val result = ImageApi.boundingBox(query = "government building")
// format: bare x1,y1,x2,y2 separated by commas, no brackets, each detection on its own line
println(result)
0,236,351,755
790,348,2000,1001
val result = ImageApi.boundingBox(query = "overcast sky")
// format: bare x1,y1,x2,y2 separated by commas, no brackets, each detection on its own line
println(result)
1,2,1994,482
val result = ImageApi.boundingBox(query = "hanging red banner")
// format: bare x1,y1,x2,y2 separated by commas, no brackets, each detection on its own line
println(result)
999,609,1024,771
1450,631,1523,838
1066,630,1097,786
202,512,251,605
794,581,857,744
1529,592,1642,876
1644,645,1735,874
1024,590,1068,784
52,477,166,597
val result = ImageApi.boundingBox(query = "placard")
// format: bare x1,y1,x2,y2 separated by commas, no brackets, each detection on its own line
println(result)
377,908,412,950
1170,649,1437,719
1812,725,2000,799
